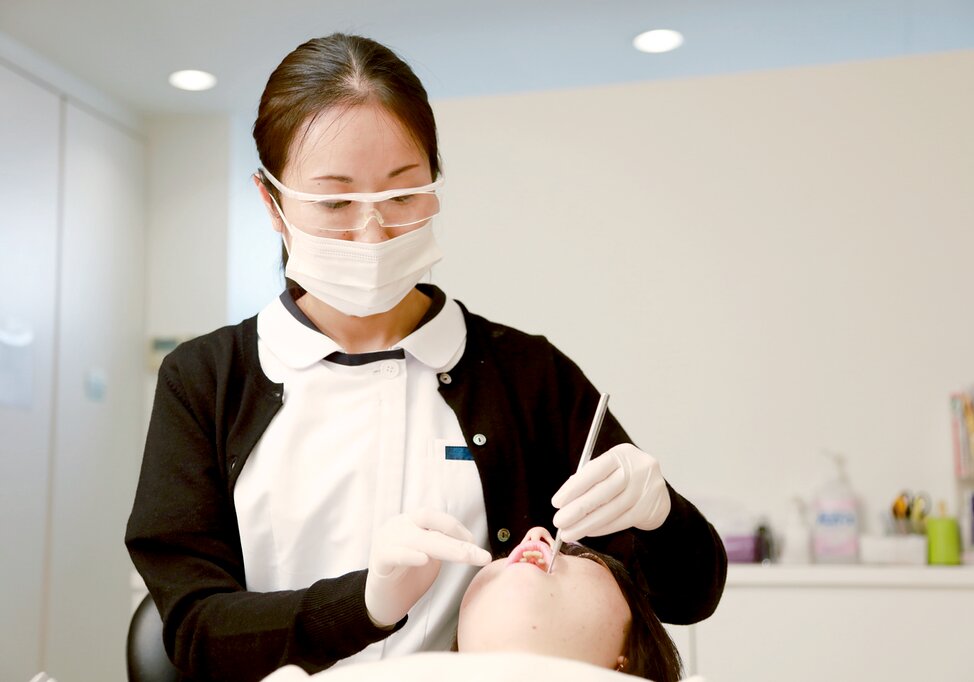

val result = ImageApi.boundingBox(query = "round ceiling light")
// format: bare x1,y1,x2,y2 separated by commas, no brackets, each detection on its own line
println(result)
633,29,685,54
168,69,218,91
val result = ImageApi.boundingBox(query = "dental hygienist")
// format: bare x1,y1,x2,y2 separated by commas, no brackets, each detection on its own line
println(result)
125,33,727,682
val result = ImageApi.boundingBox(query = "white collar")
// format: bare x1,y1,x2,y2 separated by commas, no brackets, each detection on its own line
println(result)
257,288,466,372
397,296,466,371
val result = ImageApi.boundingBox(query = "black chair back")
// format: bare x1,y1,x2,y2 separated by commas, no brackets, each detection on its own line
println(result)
126,593,181,682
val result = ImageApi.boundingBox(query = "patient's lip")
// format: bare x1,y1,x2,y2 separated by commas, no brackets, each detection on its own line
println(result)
505,540,553,571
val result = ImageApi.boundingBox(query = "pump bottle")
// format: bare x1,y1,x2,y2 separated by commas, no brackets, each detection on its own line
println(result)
811,450,860,563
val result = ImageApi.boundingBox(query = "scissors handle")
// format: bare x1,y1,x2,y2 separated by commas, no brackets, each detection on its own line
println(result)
891,491,931,534
547,392,610,574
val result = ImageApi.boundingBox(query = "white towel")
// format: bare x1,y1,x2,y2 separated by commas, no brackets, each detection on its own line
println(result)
261,652,707,682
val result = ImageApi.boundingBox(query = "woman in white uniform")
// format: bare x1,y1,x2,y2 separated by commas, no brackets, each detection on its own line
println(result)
126,33,726,682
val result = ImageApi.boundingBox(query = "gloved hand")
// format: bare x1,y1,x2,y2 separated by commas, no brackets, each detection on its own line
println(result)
551,443,671,542
364,508,492,628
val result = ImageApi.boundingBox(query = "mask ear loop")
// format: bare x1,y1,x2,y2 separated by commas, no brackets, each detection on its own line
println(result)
256,173,294,255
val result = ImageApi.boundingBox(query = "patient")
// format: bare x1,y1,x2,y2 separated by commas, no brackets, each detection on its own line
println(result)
262,528,683,681
458,527,683,681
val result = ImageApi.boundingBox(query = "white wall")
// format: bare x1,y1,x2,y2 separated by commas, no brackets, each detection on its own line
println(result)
144,112,284,332
227,112,285,324
145,114,230,339
428,49,974,534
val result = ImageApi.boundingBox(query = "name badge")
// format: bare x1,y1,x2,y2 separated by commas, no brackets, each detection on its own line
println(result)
444,445,474,461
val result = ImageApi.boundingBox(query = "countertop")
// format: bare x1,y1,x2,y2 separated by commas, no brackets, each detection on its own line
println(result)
726,563,974,588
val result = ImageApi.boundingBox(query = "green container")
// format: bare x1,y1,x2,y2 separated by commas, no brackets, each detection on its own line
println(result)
926,517,961,565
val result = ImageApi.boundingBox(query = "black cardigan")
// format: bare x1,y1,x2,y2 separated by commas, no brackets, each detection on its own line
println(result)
126,298,727,681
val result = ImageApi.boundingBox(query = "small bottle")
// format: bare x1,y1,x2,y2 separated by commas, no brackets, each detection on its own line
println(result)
778,497,811,564
811,450,860,563
755,521,775,565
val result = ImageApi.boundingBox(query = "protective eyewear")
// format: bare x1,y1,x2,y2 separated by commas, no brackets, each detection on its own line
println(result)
258,167,442,234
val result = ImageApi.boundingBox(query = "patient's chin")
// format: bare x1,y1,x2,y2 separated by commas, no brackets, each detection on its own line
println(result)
457,600,625,670
457,594,558,651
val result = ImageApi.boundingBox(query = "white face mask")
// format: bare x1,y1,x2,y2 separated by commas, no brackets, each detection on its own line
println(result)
279,213,443,318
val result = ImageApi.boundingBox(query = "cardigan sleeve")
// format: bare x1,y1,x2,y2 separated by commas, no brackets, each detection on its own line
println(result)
546,344,728,625
125,337,400,682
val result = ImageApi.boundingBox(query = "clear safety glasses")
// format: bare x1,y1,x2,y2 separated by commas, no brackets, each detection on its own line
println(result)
259,167,443,234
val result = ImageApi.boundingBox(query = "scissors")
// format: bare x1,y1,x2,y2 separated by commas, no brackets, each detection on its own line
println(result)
546,392,610,574
891,490,930,534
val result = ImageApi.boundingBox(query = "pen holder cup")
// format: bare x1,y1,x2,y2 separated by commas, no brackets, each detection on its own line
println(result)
926,517,961,565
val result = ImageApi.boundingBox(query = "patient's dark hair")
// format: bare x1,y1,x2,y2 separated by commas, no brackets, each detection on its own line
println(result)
561,543,683,681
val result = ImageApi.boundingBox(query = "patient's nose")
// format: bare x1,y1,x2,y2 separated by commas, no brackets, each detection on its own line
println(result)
521,526,554,546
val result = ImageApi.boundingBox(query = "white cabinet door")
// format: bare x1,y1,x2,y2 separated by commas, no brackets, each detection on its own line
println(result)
0,63,61,682
42,101,145,682
694,585,974,682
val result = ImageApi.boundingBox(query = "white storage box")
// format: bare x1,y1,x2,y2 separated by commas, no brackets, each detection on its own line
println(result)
859,534,928,565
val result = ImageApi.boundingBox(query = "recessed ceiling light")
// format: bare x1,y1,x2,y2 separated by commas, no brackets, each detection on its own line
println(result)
633,29,684,54
168,69,217,91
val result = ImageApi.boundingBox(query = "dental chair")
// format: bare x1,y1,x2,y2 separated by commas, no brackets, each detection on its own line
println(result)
127,593,180,682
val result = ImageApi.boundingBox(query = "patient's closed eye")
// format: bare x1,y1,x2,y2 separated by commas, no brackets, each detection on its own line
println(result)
577,552,610,569
562,543,610,569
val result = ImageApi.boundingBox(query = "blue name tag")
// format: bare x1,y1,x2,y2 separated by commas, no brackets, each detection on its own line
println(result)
445,446,474,461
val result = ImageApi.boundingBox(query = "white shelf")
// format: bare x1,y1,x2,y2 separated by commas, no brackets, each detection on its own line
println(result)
726,563,974,588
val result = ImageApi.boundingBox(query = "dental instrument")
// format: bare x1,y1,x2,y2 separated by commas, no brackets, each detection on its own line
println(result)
546,392,610,574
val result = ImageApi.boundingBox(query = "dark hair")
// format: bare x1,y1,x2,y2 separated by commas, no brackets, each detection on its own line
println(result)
561,543,684,681
252,33,441,269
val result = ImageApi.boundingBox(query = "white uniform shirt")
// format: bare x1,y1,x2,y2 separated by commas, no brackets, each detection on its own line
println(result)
235,290,488,666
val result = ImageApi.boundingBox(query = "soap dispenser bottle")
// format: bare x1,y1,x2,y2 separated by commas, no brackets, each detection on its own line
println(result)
811,450,860,563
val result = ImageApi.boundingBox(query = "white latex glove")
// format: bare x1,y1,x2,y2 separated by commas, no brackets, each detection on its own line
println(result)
364,508,492,628
551,443,671,542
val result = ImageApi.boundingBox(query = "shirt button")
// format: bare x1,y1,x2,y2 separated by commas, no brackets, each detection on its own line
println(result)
472,433,487,446
497,528,511,542
438,372,452,385
379,361,399,378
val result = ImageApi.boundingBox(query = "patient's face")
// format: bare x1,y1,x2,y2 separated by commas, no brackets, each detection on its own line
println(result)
457,527,631,668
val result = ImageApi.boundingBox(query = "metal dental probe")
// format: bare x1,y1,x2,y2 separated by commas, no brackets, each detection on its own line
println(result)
546,392,610,574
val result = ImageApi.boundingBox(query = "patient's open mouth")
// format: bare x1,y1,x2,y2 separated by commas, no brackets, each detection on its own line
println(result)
505,540,553,571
